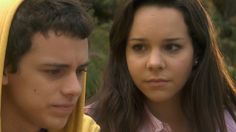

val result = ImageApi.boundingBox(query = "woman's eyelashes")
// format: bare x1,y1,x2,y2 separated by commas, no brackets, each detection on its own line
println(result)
164,43,182,53
130,42,183,54
131,43,147,53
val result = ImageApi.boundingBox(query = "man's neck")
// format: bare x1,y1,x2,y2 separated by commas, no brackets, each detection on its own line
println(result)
40,128,48,132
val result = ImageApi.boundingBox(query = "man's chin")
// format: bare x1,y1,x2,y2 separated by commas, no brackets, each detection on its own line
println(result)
43,116,70,130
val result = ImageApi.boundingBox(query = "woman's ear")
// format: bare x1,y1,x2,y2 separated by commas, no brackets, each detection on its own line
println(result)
193,49,200,67
194,57,199,66
2,68,9,85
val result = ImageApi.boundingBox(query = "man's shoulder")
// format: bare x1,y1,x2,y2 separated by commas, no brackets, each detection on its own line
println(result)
82,114,100,132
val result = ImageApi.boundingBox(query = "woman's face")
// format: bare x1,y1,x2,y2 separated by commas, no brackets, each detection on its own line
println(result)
126,6,194,104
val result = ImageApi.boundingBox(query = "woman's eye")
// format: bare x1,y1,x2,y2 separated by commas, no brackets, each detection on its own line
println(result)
132,44,147,52
165,43,182,52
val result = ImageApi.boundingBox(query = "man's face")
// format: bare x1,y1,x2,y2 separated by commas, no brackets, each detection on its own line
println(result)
2,31,89,130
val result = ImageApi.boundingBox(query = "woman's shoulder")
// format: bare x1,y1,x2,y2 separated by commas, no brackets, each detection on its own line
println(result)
224,110,236,132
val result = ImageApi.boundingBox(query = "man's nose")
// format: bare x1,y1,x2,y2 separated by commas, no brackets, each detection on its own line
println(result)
61,73,82,97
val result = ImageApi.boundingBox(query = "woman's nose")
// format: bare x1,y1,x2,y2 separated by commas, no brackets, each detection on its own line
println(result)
146,49,166,71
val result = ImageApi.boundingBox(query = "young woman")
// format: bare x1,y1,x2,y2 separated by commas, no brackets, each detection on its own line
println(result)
86,0,236,132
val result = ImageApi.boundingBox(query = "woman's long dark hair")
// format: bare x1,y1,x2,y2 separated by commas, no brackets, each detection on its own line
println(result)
88,0,236,132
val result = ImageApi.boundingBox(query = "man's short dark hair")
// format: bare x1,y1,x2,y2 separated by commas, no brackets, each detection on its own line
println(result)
5,0,93,73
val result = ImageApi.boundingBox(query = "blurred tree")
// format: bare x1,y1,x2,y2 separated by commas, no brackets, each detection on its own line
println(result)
212,0,236,19
86,20,111,97
84,0,116,23
210,0,236,80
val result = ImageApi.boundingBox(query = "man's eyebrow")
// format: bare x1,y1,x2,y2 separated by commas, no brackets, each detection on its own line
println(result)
41,61,89,68
42,63,69,68
79,62,89,68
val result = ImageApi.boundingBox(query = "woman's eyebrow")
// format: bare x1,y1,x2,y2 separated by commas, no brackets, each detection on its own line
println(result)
128,37,147,42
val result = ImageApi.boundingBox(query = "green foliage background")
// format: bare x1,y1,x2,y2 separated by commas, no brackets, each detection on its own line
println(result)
85,0,236,98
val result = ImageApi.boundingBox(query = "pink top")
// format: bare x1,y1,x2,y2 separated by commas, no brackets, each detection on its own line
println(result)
85,104,236,132
139,107,236,132
224,111,236,132
138,106,172,132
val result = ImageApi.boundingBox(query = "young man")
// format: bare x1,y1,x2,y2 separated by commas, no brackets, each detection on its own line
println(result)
0,0,100,131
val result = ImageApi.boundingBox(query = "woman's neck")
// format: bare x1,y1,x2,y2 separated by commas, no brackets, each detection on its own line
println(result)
146,95,191,132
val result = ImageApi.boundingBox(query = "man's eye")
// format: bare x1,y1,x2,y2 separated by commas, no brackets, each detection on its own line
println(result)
76,68,87,77
45,69,62,75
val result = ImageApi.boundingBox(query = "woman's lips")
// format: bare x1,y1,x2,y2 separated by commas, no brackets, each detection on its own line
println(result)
144,78,170,87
